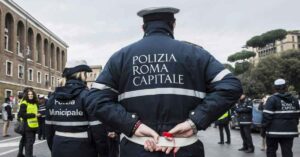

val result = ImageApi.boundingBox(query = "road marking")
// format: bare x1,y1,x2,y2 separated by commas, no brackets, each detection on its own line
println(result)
0,142,20,148
0,136,21,143
0,140,46,156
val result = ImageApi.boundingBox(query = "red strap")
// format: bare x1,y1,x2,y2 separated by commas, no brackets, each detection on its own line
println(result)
162,132,176,157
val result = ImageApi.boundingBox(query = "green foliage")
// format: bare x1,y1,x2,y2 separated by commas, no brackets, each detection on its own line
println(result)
234,61,251,75
223,63,234,73
246,29,287,48
227,50,256,62
240,50,300,98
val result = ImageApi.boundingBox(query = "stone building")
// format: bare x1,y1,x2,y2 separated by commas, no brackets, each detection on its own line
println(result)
86,65,102,89
248,30,300,65
0,0,68,103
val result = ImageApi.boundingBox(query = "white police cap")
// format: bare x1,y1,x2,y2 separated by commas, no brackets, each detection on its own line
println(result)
63,60,92,77
137,7,179,17
274,78,286,86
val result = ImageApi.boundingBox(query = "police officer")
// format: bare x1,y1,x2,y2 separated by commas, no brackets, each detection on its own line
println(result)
37,95,46,140
45,60,105,157
262,79,300,157
216,111,231,144
87,7,242,157
236,94,255,153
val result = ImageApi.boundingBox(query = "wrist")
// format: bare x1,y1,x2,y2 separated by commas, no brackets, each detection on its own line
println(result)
132,120,142,135
186,119,198,134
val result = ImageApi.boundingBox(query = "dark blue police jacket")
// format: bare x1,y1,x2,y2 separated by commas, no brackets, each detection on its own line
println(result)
87,21,243,137
46,79,104,157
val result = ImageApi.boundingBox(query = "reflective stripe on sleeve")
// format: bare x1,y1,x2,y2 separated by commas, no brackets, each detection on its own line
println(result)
211,69,231,83
266,132,299,135
118,88,206,101
91,83,119,93
45,120,89,126
263,110,300,114
89,121,102,126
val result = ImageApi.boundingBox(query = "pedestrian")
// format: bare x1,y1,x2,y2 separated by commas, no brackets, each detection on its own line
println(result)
2,97,13,137
262,79,300,157
45,60,105,157
216,111,231,144
17,88,39,157
86,7,242,157
258,95,269,151
236,94,255,153
37,95,46,140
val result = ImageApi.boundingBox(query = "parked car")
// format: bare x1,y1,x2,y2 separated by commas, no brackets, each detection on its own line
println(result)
230,99,262,132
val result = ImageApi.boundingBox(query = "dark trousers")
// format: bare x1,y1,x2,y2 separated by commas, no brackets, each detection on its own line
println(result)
38,118,45,139
218,124,230,142
239,125,254,149
18,131,36,157
108,137,120,157
266,137,294,157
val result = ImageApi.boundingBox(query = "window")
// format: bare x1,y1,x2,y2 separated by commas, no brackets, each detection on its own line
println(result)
4,28,9,50
16,41,21,56
37,71,42,83
51,76,55,86
18,65,24,79
292,36,295,42
45,74,49,86
6,60,13,76
28,68,33,81
57,78,60,87
4,89,12,99
293,44,295,49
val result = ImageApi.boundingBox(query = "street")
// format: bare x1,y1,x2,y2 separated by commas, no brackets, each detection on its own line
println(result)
0,122,299,157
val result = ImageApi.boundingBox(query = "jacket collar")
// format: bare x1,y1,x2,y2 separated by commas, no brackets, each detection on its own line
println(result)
143,21,174,39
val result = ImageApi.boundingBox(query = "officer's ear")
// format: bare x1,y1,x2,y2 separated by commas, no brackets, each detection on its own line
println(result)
142,24,146,32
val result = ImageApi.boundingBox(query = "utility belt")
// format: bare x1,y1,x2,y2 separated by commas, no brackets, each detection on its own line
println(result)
120,133,198,147
55,131,88,138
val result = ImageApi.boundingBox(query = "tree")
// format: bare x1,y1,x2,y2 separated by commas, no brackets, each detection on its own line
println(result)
246,29,287,48
240,50,300,97
223,63,234,73
227,50,256,75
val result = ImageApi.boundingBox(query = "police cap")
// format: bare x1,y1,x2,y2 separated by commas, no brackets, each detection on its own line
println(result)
137,7,180,23
62,60,92,78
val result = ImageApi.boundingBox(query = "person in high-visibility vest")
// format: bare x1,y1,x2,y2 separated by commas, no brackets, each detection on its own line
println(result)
216,111,231,144
17,88,40,157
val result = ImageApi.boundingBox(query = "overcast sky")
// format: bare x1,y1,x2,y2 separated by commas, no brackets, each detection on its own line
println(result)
14,0,300,66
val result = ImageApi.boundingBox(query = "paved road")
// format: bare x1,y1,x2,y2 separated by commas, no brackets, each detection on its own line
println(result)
0,121,299,157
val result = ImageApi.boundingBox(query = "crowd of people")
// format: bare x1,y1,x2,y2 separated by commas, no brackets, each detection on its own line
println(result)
0,6,299,157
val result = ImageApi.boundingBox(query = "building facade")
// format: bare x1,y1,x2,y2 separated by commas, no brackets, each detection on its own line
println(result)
248,31,300,65
86,65,102,89
0,0,68,103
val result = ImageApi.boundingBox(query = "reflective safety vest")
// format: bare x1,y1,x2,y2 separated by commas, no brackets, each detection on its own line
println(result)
20,100,39,129
218,111,229,120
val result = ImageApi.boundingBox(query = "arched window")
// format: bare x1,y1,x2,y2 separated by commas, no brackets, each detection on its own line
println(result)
44,39,49,66
27,28,34,60
50,43,55,69
36,34,42,63
4,13,14,51
56,47,60,71
17,21,25,56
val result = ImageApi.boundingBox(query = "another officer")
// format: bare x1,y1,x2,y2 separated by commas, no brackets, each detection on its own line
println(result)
216,111,231,144
45,60,104,157
37,95,46,140
87,7,242,157
262,79,300,157
236,94,255,153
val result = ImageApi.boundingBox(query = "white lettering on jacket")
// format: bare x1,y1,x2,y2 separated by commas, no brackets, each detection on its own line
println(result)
55,99,75,105
49,109,83,117
132,53,184,87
